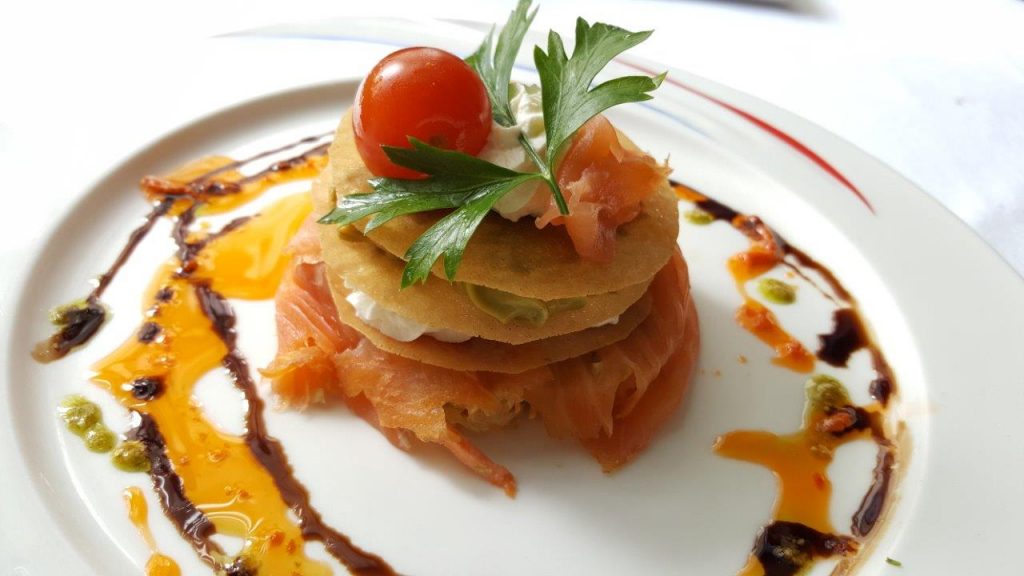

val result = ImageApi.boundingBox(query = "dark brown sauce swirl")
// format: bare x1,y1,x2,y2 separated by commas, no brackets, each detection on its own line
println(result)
753,521,857,576
684,185,897,406
31,198,175,363
129,414,223,567
32,134,331,363
852,448,896,538
195,284,394,574
682,182,900,574
147,143,393,574
36,133,394,575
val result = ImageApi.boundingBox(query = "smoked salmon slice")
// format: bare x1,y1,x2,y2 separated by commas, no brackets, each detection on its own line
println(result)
333,339,519,495
263,220,696,493
259,260,360,408
522,251,691,446
536,115,670,262
259,217,359,408
584,296,699,472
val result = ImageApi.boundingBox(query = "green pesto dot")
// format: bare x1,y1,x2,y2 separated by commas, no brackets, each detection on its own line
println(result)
758,278,797,304
83,424,117,453
60,394,91,408
111,441,150,472
48,299,89,325
59,396,102,436
683,209,714,225
806,374,850,411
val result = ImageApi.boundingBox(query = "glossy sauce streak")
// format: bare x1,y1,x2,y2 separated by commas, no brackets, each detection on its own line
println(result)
747,521,855,576
818,308,895,406
32,134,330,363
64,136,392,575
674,182,896,405
674,184,813,372
124,486,182,576
675,182,901,569
35,138,898,576
676,182,899,575
715,376,888,575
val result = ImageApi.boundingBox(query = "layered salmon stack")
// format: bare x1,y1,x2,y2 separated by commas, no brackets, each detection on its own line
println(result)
262,112,700,496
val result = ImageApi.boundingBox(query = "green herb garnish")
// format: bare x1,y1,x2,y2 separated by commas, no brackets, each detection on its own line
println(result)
533,18,664,213
886,557,903,567
320,0,663,287
466,0,538,128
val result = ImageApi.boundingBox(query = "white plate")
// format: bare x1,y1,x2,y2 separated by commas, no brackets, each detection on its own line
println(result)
2,19,1023,576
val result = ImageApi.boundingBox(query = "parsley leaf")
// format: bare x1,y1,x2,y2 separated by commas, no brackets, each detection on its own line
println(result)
320,5,662,288
535,19,665,166
319,139,531,232
466,0,538,127
401,171,540,286
321,138,542,287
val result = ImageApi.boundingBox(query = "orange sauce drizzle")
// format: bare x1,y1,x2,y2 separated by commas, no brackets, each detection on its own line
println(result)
144,153,326,217
729,263,814,374
92,152,331,573
675,184,813,372
194,192,312,299
124,486,182,576
714,378,872,575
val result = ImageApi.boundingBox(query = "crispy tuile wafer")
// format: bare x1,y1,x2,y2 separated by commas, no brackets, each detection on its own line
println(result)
311,171,653,344
327,265,657,374
325,109,679,299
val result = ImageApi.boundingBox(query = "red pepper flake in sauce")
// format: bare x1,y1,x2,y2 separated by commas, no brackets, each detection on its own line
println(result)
33,134,393,575
714,374,894,576
676,182,901,573
93,192,390,574
673,183,814,373
727,217,814,373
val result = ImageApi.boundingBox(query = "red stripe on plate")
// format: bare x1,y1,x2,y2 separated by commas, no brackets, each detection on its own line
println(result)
620,59,875,213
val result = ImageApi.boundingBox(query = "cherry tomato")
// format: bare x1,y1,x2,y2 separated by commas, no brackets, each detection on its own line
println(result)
353,47,493,179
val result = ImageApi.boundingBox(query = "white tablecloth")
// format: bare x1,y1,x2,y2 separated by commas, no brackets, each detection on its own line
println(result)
1,0,1021,276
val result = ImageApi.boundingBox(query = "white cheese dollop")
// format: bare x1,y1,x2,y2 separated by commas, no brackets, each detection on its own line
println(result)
478,83,550,222
592,315,620,328
345,288,472,343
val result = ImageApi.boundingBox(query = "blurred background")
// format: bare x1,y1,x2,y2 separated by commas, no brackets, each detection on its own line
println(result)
1,0,1022,274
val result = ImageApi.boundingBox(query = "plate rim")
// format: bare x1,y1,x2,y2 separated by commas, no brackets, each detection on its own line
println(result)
2,17,1023,574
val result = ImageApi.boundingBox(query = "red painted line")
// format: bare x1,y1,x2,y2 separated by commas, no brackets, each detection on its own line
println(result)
620,59,875,213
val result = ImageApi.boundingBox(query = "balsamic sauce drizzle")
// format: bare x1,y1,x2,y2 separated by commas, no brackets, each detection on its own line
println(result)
817,308,895,407
94,198,176,300
34,140,899,576
32,133,331,363
130,414,223,567
689,192,896,406
196,285,394,575
135,141,392,575
31,198,174,363
193,133,330,184
683,185,899,573
852,449,896,538
37,133,393,574
752,521,856,576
